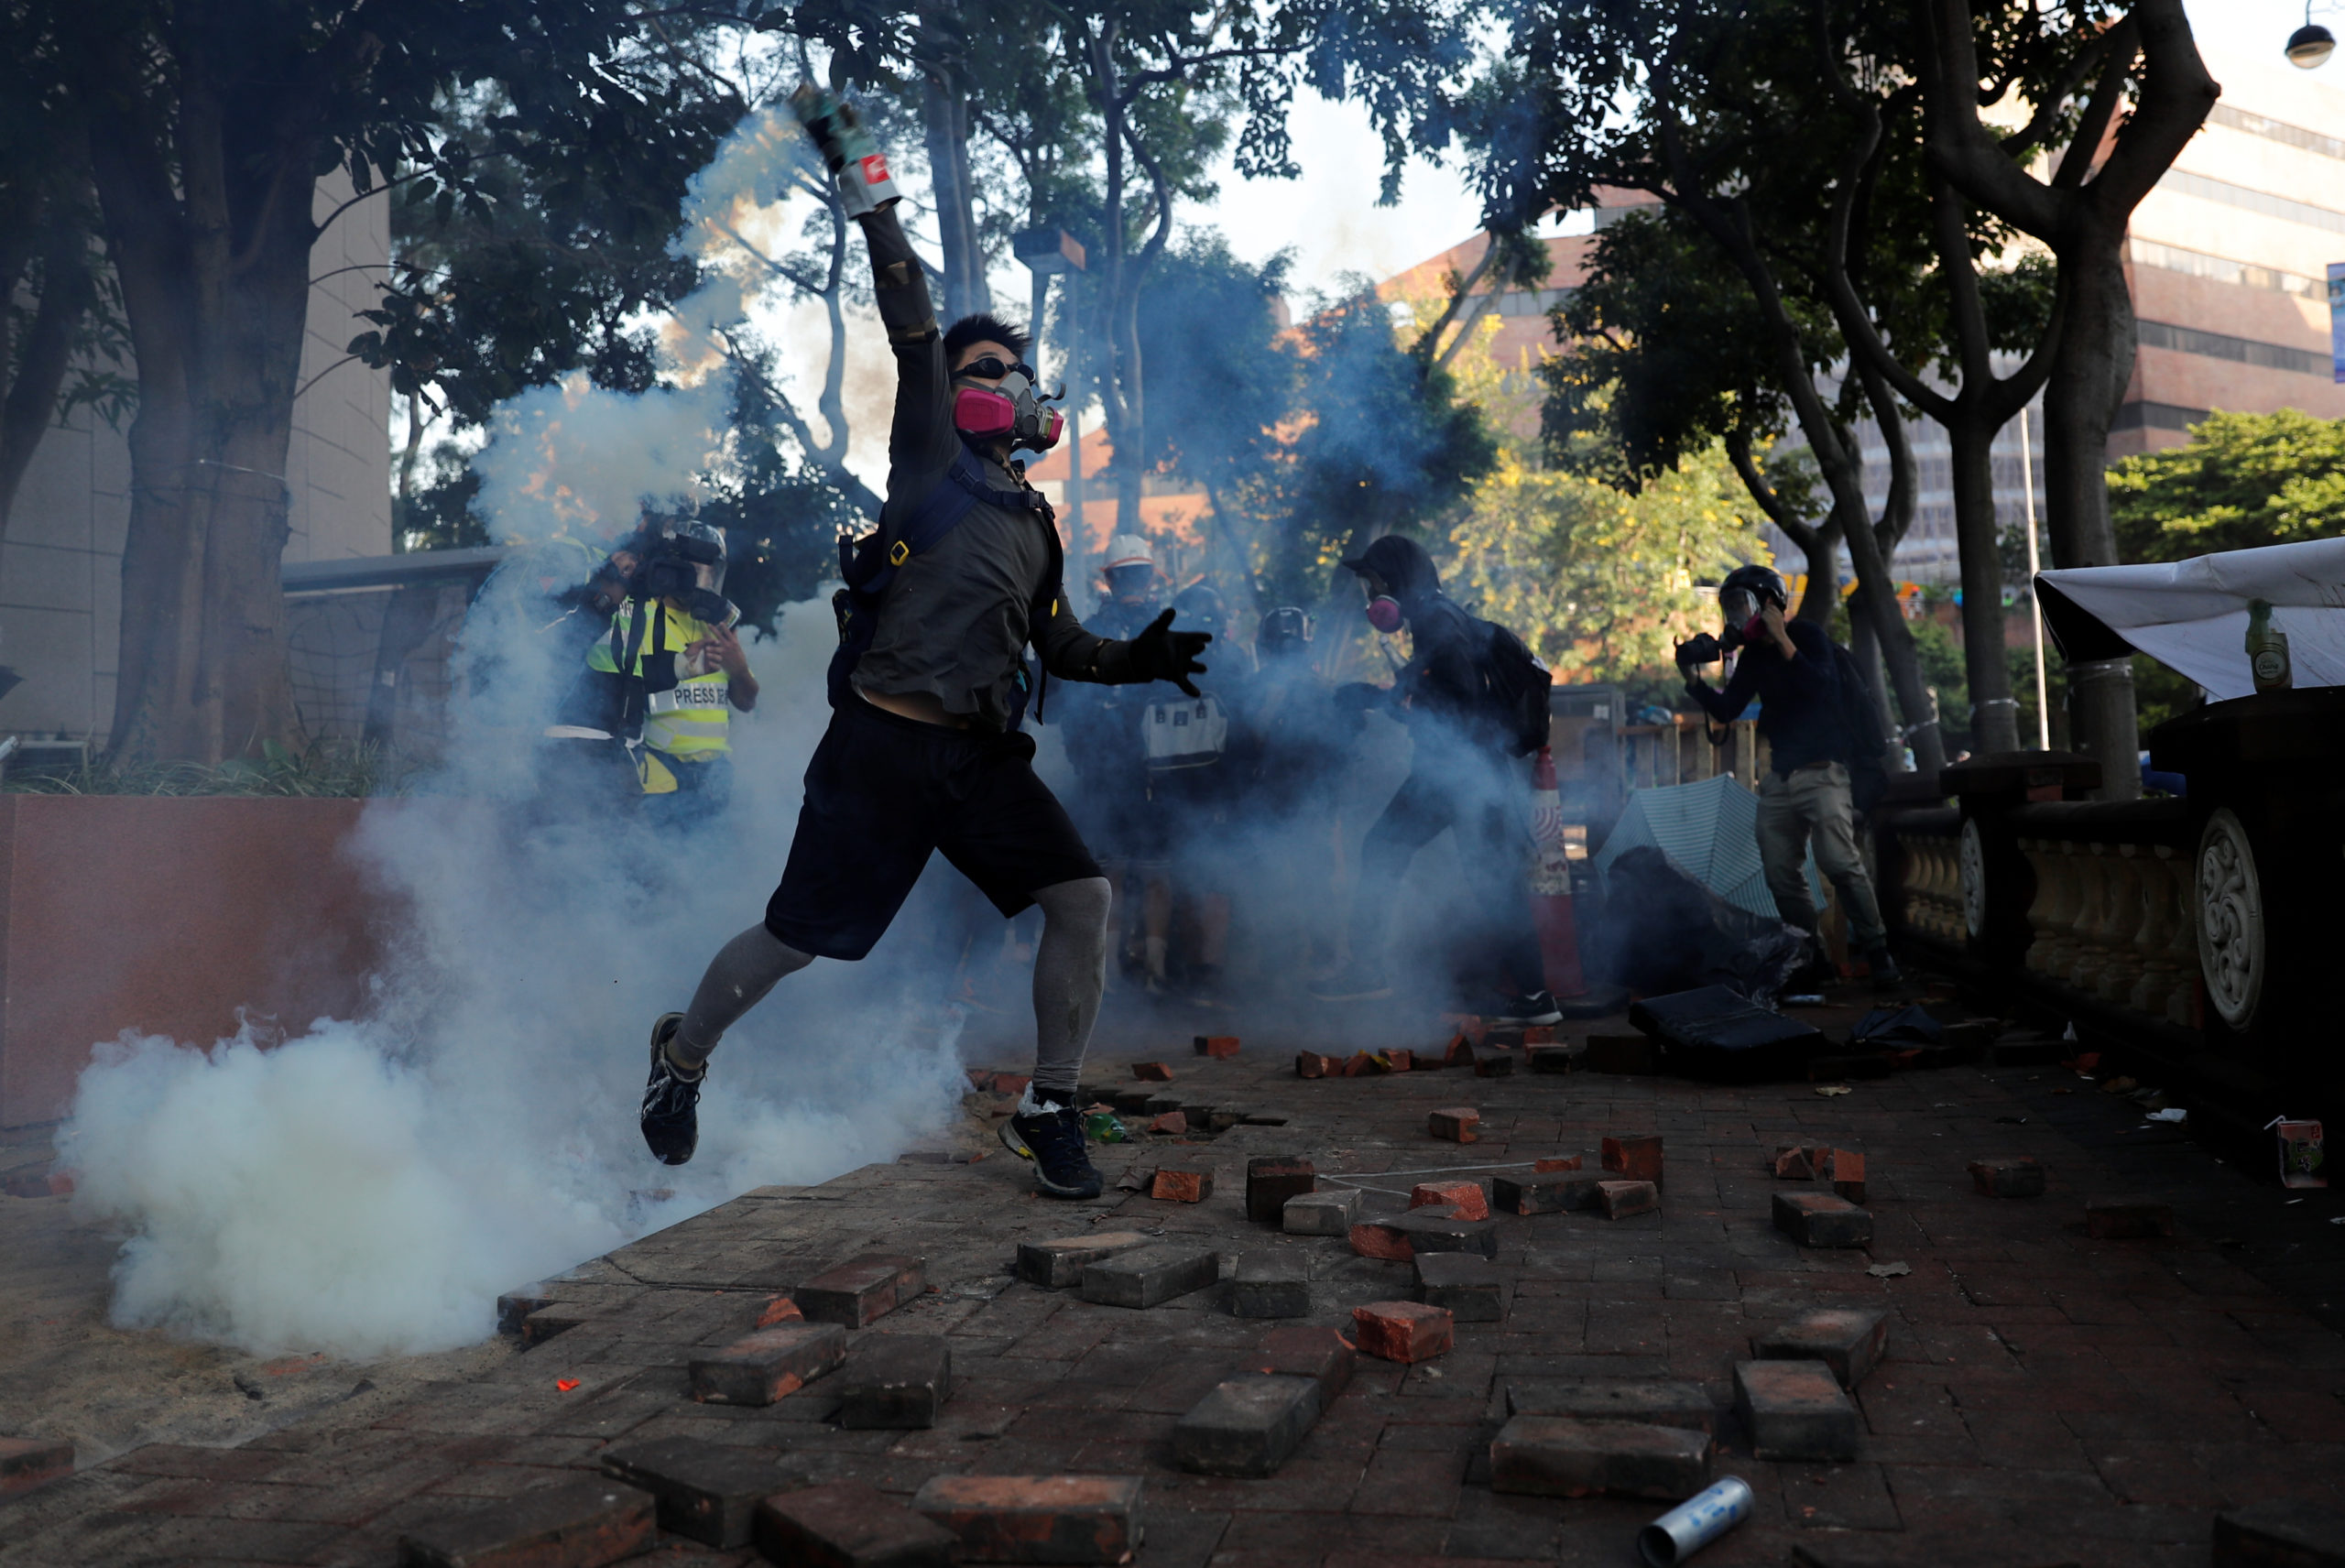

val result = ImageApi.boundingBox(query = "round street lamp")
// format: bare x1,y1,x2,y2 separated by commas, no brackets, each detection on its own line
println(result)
2288,22,2336,68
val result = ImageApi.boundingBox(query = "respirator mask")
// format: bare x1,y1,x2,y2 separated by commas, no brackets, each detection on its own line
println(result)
953,356,1064,452
631,520,732,626
1718,584,1764,651
1365,595,1404,635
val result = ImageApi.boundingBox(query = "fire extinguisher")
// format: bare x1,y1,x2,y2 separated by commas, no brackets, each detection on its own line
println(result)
1528,746,1588,998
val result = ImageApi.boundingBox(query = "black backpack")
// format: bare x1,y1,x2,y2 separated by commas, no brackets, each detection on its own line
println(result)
1476,619,1554,757
1828,642,1891,815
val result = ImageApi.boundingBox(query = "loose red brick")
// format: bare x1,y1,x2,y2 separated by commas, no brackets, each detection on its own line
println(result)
1525,1043,1581,1073
1771,1145,1816,1180
1015,1230,1155,1290
1352,1301,1455,1363
990,1073,1031,1096
1428,1106,1480,1143
1753,1307,1888,1389
1239,1324,1358,1405
688,1323,848,1406
758,1481,955,1568
795,1254,924,1328
1473,1049,1515,1078
1442,1032,1476,1068
1441,1013,1489,1045
1245,1156,1316,1223
1294,1051,1334,1078
1150,1167,1213,1203
1602,1132,1664,1186
1829,1149,1867,1203
0,1436,72,1497
599,1436,795,1549
1597,1180,1659,1219
1489,1416,1713,1500
1148,1111,1188,1135
1492,1171,1601,1214
2087,1199,2175,1239
397,1478,654,1568
1349,1219,1415,1261
1734,1358,1860,1460
495,1286,555,1336
1534,1155,1584,1172
1772,1190,1873,1248
1342,1051,1375,1077
911,1475,1142,1564
1383,1048,1414,1073
755,1295,803,1328
1194,1034,1241,1058
1130,1062,1173,1082
965,1067,992,1090
1409,1181,1489,1222
1969,1157,2046,1197
1172,1374,1322,1477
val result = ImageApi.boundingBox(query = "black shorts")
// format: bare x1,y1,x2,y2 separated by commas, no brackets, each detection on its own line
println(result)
765,699,1103,961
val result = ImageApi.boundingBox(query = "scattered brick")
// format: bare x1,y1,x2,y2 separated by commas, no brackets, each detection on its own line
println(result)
397,1478,654,1568
519,1302,605,1348
1295,1051,1335,1078
1016,1230,1155,1290
1352,1301,1455,1363
1393,1208,1500,1258
1522,1025,1558,1044
1492,1171,1601,1214
1969,1157,2046,1197
1428,1106,1480,1143
599,1436,795,1549
1506,1378,1717,1433
1754,1307,1889,1389
836,1334,951,1430
1473,1048,1515,1078
1349,1217,1415,1261
965,1067,992,1090
0,1436,72,1497
1238,1324,1357,1406
1149,1167,1213,1203
1172,1374,1322,1476
1382,1048,1415,1072
1442,1032,1476,1068
1534,1155,1584,1172
2086,1199,2175,1239
2211,1499,2345,1568
1526,1042,1583,1073
1194,1034,1241,1057
495,1286,555,1336
1597,1180,1660,1219
1222,1250,1307,1319
1771,1145,1818,1180
757,1482,955,1568
796,1255,925,1328
756,1295,804,1328
1283,1187,1360,1236
911,1475,1143,1565
1735,1358,1860,1460
1601,1132,1664,1186
1772,1190,1873,1248
1412,1252,1506,1322
1246,1156,1316,1223
1147,1111,1188,1135
1409,1181,1489,1221
1442,1013,1490,1045
1079,1244,1219,1308
989,1073,1030,1097
1342,1051,1375,1076
1828,1149,1868,1203
688,1323,848,1406
1489,1415,1714,1500
1130,1062,1173,1081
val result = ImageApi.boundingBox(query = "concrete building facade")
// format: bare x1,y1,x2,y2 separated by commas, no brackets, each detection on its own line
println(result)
0,173,391,756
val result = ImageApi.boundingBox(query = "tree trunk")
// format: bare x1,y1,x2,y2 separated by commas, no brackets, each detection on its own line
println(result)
1945,408,2018,753
918,37,989,323
0,217,98,535
2042,233,2139,796
87,52,309,766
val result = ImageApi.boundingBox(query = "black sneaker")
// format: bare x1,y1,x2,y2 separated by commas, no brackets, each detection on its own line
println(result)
1500,989,1565,1027
639,1013,704,1167
1864,947,1903,992
999,1100,1103,1199
1308,964,1393,1002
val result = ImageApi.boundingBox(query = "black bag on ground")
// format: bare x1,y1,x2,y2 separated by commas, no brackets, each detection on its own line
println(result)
1596,845,1812,1009
1829,642,1891,816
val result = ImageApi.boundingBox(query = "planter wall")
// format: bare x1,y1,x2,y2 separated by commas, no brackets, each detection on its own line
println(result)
0,796,389,1127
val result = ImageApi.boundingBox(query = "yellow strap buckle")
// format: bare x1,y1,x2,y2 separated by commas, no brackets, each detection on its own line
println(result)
889,539,911,566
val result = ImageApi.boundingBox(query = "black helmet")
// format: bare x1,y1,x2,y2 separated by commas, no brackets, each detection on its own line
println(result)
1257,605,1313,657
1172,583,1229,639
1718,564,1788,628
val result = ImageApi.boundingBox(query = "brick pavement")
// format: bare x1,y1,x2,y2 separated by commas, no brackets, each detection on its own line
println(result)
5,1013,2343,1567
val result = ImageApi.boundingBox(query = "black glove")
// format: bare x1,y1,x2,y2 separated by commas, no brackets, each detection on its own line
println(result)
1333,681,1389,713
1127,607,1210,698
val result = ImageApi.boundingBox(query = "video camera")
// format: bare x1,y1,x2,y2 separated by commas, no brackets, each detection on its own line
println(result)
1674,631,1724,668
621,517,732,626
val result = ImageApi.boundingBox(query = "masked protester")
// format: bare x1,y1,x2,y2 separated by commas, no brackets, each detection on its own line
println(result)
639,89,1210,1200
1239,606,1355,976
1309,536,1564,1026
1140,583,1255,997
1677,564,1900,989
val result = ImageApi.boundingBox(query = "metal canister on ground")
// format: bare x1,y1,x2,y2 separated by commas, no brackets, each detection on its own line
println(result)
1637,1476,1753,1566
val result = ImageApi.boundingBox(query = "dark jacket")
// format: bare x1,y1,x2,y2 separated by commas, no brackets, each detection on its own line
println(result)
1352,536,1488,744
1686,618,1847,774
848,207,1142,729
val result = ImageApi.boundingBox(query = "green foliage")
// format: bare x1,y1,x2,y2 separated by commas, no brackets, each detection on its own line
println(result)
2108,408,2345,561
1442,442,1765,685
7,740,421,797
1136,234,1297,492
700,348,867,635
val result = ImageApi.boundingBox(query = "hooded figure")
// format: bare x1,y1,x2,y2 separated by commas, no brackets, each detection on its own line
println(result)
1344,536,1489,746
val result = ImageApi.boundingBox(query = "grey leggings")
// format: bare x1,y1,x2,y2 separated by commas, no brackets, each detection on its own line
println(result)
670,877,1111,1104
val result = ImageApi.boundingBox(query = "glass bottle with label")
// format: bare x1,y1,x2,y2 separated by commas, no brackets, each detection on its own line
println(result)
2245,598,2292,693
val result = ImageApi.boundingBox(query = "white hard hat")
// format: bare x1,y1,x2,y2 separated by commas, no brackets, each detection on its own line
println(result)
1104,534,1156,572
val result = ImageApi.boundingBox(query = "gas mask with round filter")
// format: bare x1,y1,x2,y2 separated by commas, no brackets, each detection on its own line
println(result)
1718,584,1764,651
952,355,1064,452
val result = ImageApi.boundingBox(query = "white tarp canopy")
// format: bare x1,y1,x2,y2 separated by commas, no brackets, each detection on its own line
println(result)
2035,537,2345,700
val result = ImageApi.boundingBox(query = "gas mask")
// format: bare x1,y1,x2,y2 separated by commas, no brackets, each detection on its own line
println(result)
1718,585,1764,651
1366,595,1404,635
953,362,1064,452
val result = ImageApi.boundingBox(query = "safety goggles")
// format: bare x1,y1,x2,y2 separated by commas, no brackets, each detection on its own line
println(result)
954,355,1036,382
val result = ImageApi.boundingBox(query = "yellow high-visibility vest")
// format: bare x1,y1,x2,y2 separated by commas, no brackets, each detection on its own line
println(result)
588,599,735,779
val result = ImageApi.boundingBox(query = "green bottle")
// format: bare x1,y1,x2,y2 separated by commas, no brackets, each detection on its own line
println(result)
2246,598,2292,693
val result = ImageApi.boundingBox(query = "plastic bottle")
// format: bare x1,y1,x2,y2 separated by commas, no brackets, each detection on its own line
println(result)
2246,598,2292,693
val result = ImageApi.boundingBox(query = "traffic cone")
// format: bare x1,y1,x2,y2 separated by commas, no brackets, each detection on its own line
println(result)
1528,746,1588,998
